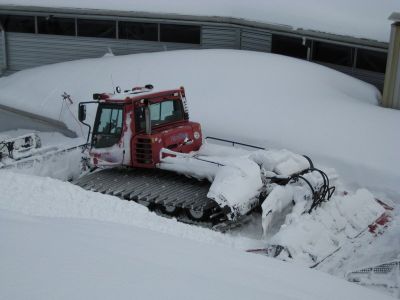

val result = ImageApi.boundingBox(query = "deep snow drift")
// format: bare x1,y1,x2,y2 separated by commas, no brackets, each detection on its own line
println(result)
0,49,399,196
1,209,393,300
0,0,398,41
0,172,394,300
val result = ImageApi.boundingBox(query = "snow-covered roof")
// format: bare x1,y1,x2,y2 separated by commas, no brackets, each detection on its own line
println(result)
390,12,400,22
0,0,399,43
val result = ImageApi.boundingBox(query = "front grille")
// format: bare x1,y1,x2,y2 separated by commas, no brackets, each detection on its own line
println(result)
136,138,153,164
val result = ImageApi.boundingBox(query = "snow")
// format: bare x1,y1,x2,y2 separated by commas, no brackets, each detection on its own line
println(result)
268,188,386,266
159,144,313,219
1,0,398,42
0,172,394,300
0,129,84,180
1,50,400,297
1,49,398,197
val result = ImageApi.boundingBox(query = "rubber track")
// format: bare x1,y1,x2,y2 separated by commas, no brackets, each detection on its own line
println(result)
73,167,221,214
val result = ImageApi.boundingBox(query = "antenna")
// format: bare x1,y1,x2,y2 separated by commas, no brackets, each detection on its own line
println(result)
110,74,116,94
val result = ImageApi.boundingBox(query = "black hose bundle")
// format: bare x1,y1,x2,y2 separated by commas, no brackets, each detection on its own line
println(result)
268,166,335,214
288,168,336,213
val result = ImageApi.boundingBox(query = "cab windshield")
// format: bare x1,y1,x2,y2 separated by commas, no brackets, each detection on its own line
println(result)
93,105,123,148
135,99,183,132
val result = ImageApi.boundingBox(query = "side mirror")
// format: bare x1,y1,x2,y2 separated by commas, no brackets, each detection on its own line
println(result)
78,104,86,122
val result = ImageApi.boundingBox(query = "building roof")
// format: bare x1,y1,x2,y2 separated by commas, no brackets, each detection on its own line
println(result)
0,0,399,43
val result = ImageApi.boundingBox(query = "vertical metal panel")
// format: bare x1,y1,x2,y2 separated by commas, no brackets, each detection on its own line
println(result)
201,26,239,49
383,23,400,109
4,32,199,72
394,50,400,108
240,28,271,52
0,31,4,73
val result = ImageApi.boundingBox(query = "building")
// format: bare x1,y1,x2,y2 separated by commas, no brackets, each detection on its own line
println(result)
0,5,391,96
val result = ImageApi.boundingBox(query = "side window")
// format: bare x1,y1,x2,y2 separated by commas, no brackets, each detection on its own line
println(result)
0,14,35,33
160,24,201,44
160,101,174,120
312,41,354,67
356,49,387,73
271,35,308,59
77,19,116,38
149,100,182,125
150,103,161,121
97,108,123,134
37,16,76,36
118,21,158,41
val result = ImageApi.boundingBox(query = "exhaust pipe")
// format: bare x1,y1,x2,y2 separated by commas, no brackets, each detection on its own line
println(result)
144,101,151,135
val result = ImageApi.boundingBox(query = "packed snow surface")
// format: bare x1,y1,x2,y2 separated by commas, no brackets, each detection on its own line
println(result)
0,49,399,196
0,172,394,300
1,0,398,41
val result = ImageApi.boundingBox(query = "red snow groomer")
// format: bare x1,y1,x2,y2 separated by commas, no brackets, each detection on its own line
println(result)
75,85,334,231
76,85,235,227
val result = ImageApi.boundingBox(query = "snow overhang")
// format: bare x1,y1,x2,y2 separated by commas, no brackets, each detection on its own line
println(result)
389,12,400,24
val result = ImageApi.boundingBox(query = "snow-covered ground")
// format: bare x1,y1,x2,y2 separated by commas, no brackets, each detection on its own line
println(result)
1,49,399,298
0,209,392,300
0,172,394,300
1,0,398,41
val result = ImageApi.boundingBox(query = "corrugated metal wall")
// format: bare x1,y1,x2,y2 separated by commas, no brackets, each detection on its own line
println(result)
319,62,386,91
0,27,386,93
240,28,272,52
0,31,5,74
5,32,200,72
201,26,239,49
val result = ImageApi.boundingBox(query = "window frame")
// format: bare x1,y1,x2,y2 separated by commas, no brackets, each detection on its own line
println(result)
0,14,36,33
160,23,201,44
312,41,354,67
134,99,185,133
355,48,387,73
118,21,158,41
37,16,76,36
77,18,117,39
92,104,124,148
271,34,309,60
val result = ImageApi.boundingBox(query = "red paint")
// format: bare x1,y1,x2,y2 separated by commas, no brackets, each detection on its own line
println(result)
89,86,202,168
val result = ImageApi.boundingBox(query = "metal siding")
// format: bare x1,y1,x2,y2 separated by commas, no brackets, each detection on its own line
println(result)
201,26,238,49
240,29,272,52
5,32,199,72
0,32,4,72
318,62,385,91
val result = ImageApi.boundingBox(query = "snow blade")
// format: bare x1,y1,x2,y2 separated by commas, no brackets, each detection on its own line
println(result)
0,133,41,161
254,194,393,268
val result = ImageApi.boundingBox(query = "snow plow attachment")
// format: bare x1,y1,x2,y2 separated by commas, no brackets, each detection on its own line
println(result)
247,193,393,268
0,133,41,162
